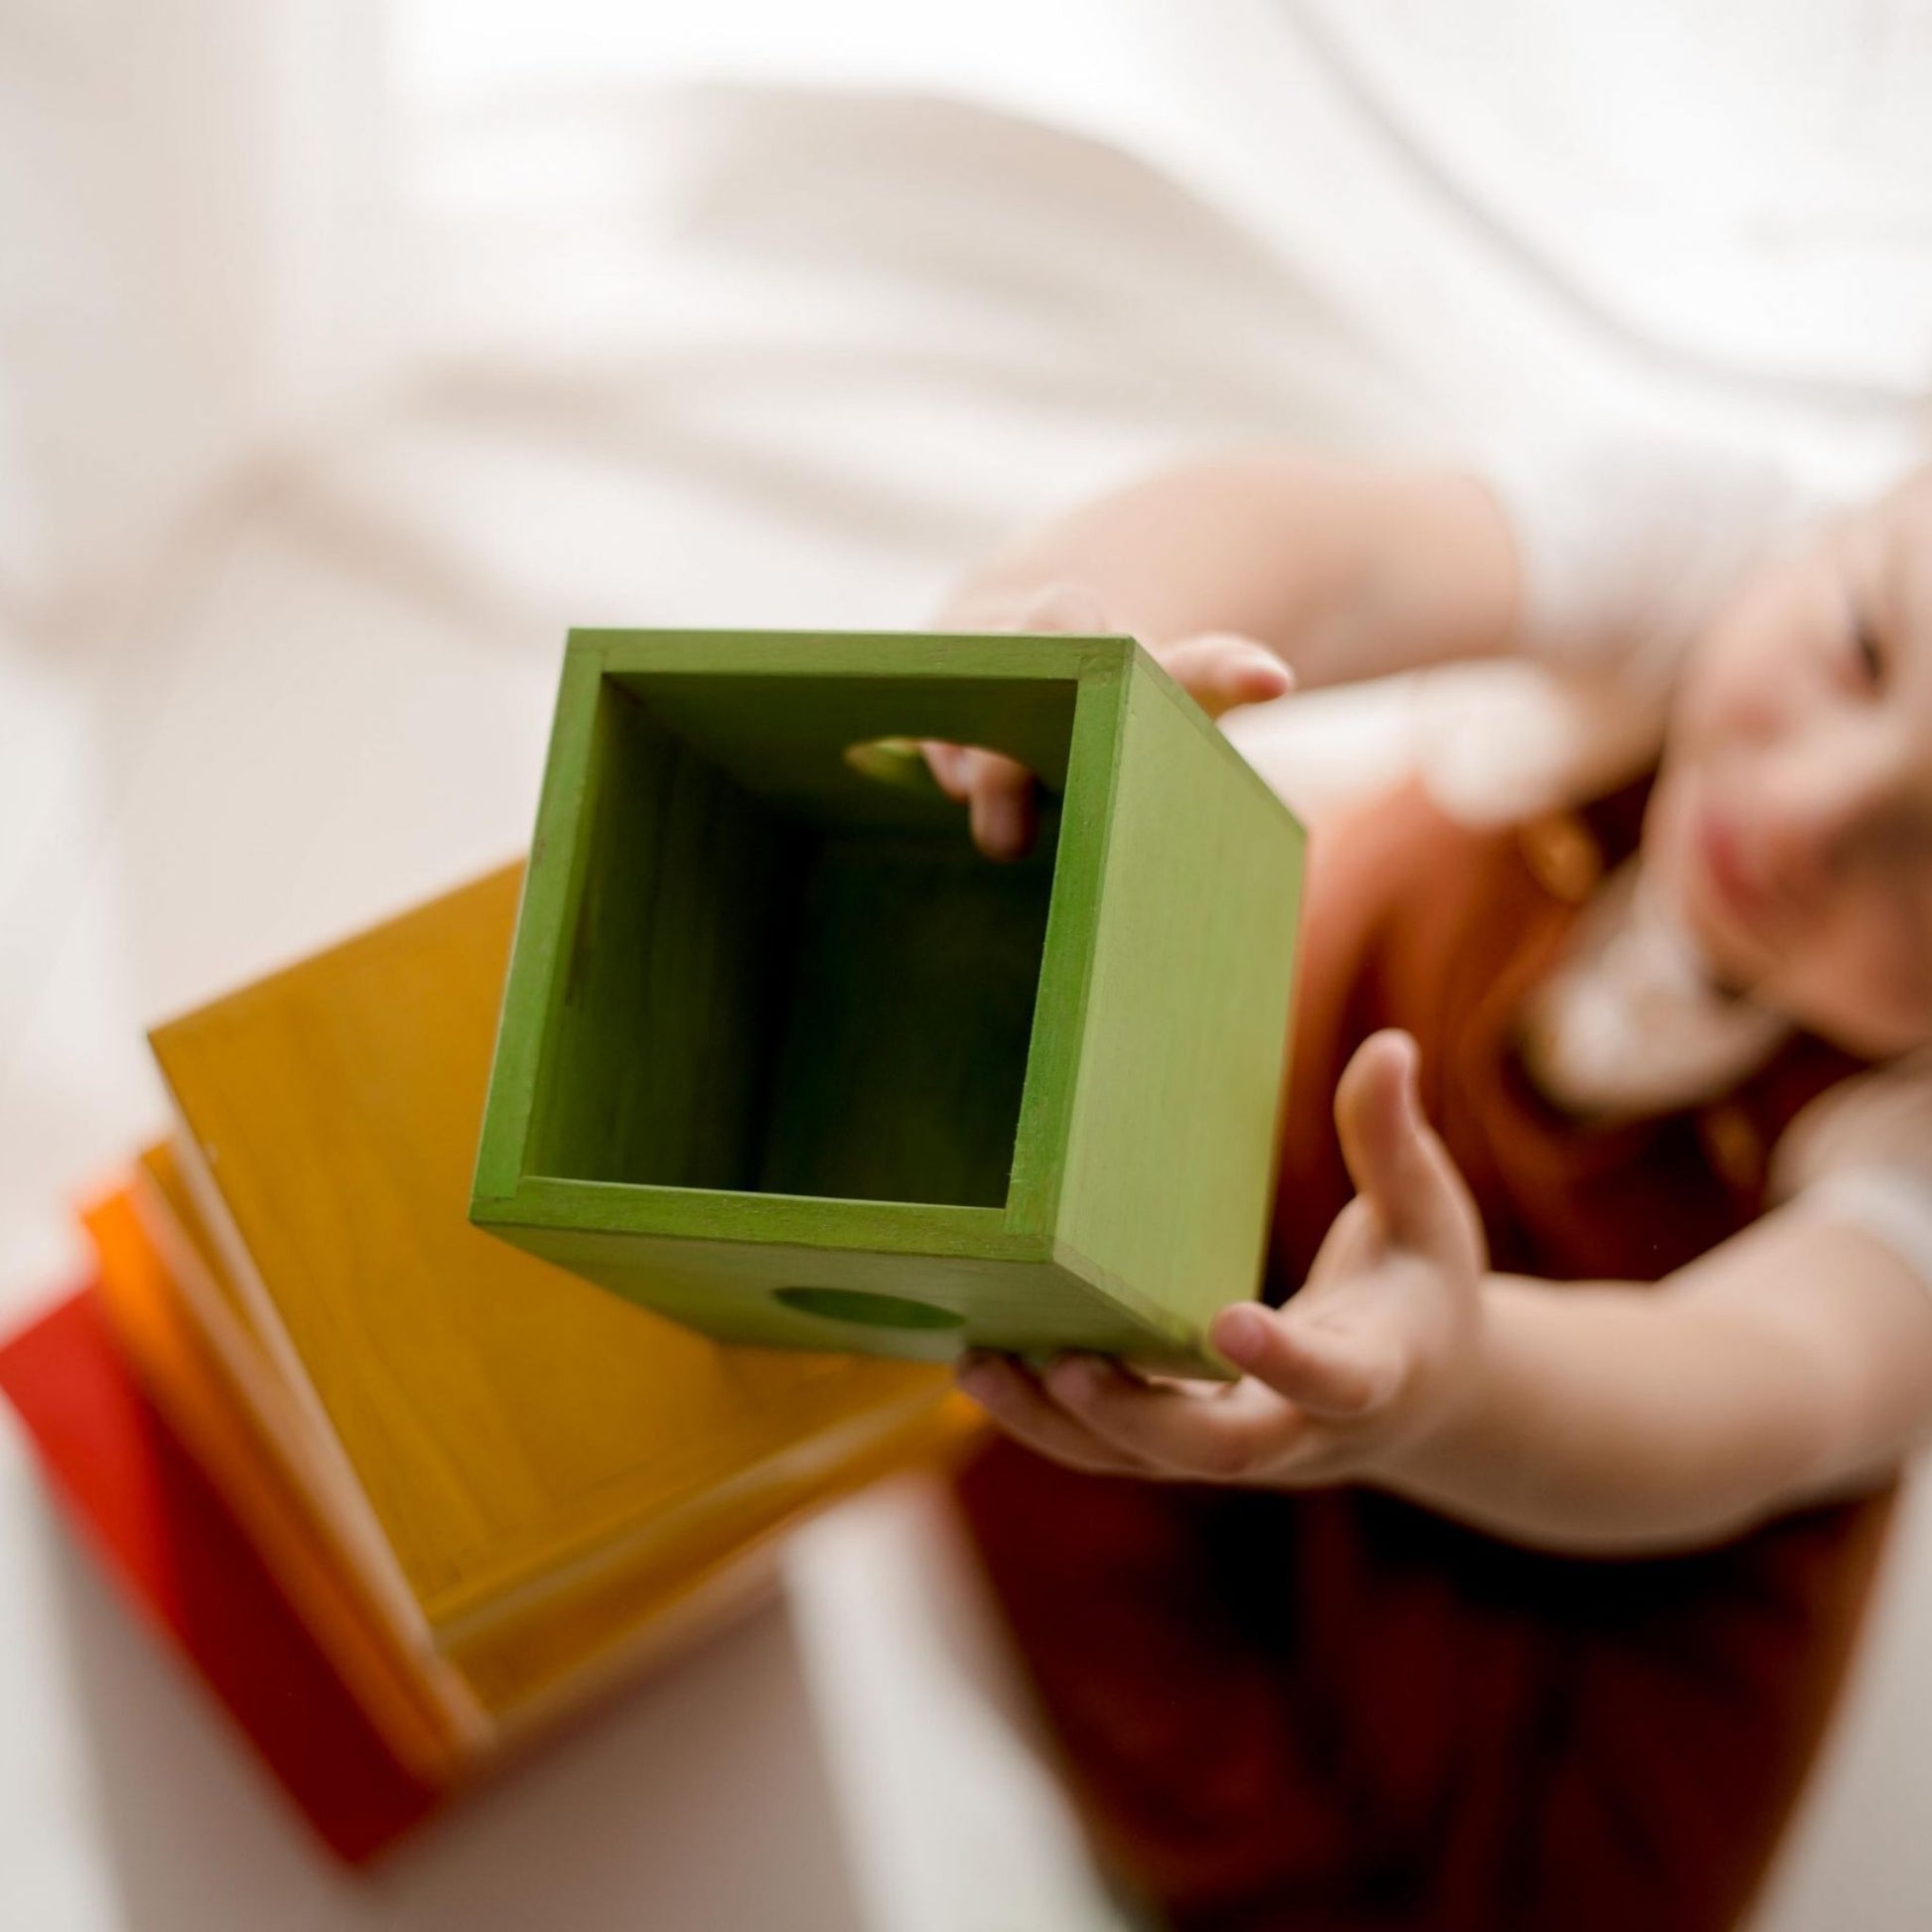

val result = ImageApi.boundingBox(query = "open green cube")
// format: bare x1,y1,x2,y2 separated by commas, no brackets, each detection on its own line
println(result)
471,629,1305,1375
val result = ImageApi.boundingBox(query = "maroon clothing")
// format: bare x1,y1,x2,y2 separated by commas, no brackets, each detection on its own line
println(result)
956,779,1895,1932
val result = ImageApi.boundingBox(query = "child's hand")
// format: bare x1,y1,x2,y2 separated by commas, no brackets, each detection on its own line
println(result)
922,583,1293,861
956,1031,1490,1489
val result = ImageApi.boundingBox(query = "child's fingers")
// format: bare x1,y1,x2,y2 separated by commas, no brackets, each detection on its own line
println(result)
1333,1031,1482,1269
1040,1352,1311,1480
920,739,973,799
1159,632,1296,722
956,1354,1152,1476
917,741,1039,859
926,611,1288,859
959,748,1038,861
1210,1303,1398,1420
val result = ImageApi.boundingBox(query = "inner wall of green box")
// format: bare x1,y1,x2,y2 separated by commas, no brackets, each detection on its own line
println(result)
521,670,1084,1214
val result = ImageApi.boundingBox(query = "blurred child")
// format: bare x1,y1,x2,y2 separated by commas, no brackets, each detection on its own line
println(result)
925,450,1932,1931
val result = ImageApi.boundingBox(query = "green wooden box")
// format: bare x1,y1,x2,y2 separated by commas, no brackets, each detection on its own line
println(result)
471,629,1305,1375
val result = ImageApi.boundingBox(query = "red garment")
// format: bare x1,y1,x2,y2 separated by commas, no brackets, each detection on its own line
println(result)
956,780,1895,1932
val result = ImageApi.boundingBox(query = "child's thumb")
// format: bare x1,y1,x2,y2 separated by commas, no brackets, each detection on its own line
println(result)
1333,1032,1483,1270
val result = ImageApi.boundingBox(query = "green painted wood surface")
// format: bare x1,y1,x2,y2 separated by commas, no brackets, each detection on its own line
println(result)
472,628,1304,1375
1049,656,1306,1332
479,1211,1206,1370
524,676,805,1192
756,834,1057,1207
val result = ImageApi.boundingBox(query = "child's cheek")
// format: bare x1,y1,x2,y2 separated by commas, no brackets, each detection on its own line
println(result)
1777,941,1932,1058
1687,546,1849,751
1677,606,1814,770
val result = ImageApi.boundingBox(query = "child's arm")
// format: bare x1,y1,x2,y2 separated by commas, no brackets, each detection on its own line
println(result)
926,453,1521,855
1396,1220,1931,1552
938,452,1520,687
959,1032,1932,1556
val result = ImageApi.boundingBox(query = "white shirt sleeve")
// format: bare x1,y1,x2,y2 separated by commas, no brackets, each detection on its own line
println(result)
1484,434,1812,675
1411,435,1818,826
1772,1050,1932,1293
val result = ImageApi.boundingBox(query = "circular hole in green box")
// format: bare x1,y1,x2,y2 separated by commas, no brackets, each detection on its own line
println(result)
773,1286,965,1331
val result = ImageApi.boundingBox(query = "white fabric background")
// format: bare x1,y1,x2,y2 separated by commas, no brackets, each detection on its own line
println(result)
3,4,1931,1927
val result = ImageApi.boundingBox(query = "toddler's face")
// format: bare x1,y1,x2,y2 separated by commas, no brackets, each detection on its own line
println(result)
1648,469,1932,1058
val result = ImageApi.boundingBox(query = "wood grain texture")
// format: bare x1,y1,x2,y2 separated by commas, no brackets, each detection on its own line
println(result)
525,679,806,1193
1050,654,1306,1332
475,630,1305,1373
135,1141,404,1608
114,1153,977,1738
755,835,1055,1209
86,1176,477,1780
149,868,956,1636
